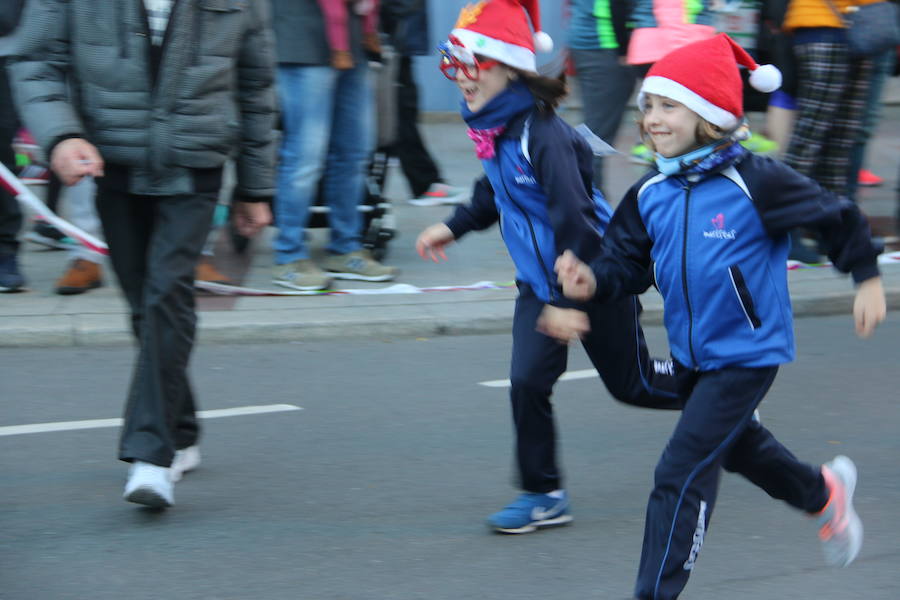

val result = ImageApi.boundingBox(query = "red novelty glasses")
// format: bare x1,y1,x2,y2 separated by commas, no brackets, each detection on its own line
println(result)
438,35,499,81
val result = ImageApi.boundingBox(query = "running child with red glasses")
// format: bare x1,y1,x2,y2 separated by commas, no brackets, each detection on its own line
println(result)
416,0,684,535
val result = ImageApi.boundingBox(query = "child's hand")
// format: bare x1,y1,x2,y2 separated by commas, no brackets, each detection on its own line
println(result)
853,276,886,338
415,223,455,262
537,305,591,344
555,250,597,301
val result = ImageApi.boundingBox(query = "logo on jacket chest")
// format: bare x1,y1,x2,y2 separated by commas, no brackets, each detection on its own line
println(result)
514,164,537,186
702,212,737,240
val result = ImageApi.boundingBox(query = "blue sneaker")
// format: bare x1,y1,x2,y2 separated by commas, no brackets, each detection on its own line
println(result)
488,491,572,534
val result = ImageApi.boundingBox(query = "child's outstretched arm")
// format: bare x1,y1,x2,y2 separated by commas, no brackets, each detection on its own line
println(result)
414,176,499,262
853,276,886,338
415,223,454,262
742,157,886,338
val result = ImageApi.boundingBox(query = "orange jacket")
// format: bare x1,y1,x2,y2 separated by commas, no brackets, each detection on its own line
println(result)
784,0,882,32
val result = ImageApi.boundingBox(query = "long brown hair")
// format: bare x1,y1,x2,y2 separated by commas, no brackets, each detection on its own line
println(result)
514,69,568,114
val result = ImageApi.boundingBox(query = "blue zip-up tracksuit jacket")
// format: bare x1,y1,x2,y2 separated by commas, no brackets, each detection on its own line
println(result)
446,108,614,307
588,149,881,370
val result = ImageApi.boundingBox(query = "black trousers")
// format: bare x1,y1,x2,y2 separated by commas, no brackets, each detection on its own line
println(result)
509,283,682,494
0,57,22,257
635,366,828,600
391,55,441,198
95,186,216,467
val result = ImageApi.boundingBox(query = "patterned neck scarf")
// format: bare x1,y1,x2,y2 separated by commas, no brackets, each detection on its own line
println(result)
466,126,506,159
655,138,748,176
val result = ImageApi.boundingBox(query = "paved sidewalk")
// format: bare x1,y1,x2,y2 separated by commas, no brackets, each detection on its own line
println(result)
3,105,899,347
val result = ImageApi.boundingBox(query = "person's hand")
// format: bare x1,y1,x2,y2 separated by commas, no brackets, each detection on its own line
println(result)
853,276,886,338
555,249,597,301
231,200,272,238
415,223,455,262
536,305,591,344
50,138,104,185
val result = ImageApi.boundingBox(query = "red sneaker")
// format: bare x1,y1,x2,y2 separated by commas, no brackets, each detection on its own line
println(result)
857,169,884,187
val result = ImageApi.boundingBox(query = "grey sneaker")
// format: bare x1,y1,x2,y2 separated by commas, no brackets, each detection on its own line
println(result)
321,249,398,282
272,259,332,291
408,183,469,206
817,455,862,567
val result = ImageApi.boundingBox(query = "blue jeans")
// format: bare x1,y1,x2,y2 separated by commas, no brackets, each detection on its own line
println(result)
274,64,374,264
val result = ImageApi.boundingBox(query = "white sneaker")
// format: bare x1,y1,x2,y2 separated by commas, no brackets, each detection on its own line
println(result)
408,183,469,206
817,455,862,567
123,461,174,508
170,446,201,483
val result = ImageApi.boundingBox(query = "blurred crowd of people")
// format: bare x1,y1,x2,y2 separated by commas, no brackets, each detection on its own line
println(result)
0,0,472,297
568,0,898,263
3,0,898,296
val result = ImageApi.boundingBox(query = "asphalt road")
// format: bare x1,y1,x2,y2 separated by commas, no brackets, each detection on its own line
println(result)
2,315,898,600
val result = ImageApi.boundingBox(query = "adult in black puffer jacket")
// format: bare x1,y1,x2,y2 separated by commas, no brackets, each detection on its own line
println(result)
8,0,278,509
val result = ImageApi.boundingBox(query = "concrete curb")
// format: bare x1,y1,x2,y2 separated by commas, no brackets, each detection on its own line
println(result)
4,286,899,348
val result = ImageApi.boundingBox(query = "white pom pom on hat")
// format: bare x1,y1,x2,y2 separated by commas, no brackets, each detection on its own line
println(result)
748,63,782,93
533,30,554,53
637,33,783,129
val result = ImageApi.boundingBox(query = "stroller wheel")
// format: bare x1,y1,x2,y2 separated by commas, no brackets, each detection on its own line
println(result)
363,223,395,262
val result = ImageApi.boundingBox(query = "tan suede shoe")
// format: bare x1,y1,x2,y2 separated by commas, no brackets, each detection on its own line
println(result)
194,257,234,285
55,259,103,295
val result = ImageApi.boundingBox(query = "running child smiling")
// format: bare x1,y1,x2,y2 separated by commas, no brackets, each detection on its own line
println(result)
548,33,886,600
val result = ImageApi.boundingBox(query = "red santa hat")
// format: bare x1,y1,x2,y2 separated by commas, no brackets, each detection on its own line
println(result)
450,0,554,73
638,33,782,130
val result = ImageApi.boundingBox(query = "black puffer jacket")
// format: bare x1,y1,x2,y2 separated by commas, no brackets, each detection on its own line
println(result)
8,0,277,197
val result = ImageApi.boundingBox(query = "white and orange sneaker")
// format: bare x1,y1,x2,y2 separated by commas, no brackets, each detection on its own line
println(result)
816,455,862,567
408,183,469,207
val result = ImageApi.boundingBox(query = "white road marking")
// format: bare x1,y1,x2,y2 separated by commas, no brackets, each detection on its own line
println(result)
478,368,599,388
0,404,302,437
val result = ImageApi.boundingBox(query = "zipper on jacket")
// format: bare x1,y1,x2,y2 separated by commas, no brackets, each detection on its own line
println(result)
681,183,697,366
191,3,205,66
728,265,762,330
498,173,557,302
118,2,129,58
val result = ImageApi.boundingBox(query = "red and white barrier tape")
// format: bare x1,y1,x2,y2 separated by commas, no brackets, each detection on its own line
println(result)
0,161,109,256
193,280,517,296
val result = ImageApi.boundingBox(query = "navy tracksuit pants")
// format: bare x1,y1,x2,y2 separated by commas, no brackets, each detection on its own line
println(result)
509,283,682,494
634,365,829,600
